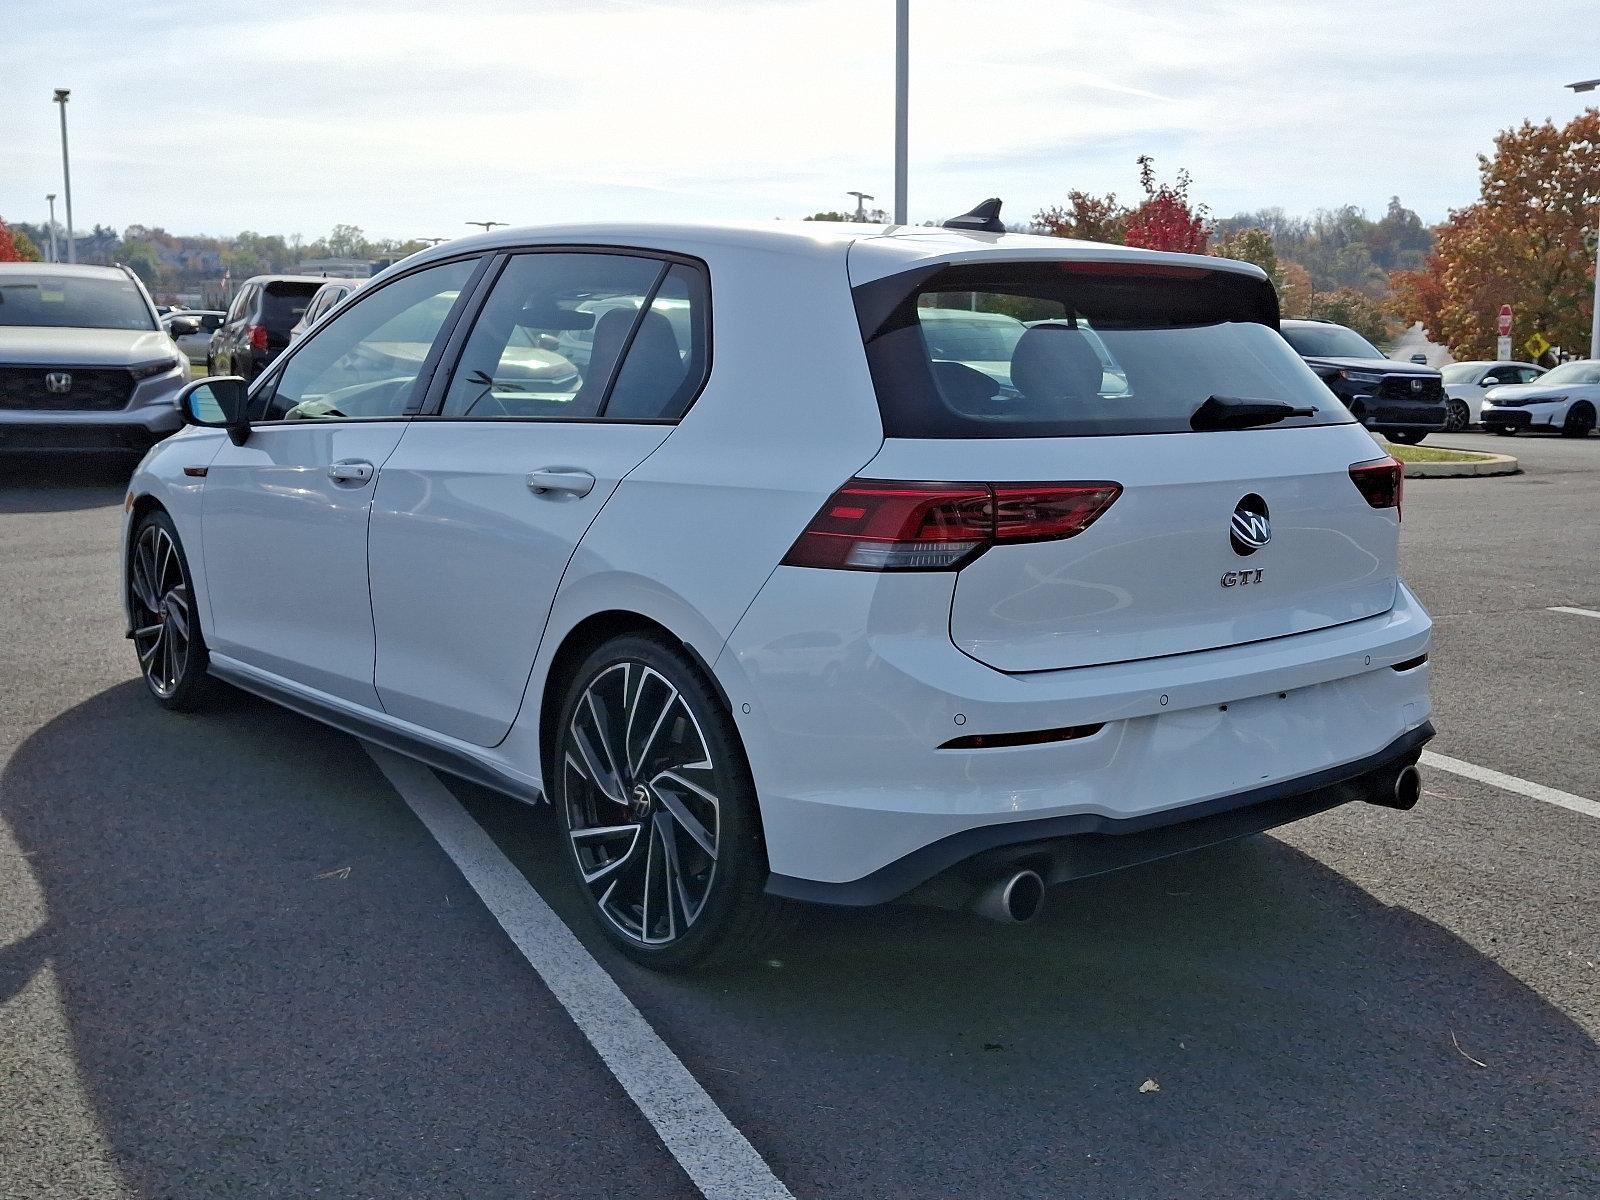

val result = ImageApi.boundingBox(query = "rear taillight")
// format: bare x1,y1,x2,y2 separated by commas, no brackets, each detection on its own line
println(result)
1349,456,1403,517
782,479,1121,571
247,324,268,352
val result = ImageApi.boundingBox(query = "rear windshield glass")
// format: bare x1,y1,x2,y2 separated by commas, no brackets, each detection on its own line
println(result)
0,274,154,330
1439,363,1479,384
261,283,321,331
1280,323,1384,360
855,261,1349,438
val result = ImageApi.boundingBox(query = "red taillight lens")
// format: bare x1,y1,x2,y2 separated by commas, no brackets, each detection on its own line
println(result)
782,479,1121,571
247,324,268,352
1349,456,1403,517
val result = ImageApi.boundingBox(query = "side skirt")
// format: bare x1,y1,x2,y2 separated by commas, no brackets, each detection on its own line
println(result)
207,655,545,805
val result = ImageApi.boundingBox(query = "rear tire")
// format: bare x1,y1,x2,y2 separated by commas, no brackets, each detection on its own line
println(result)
1443,400,1470,433
550,633,789,971
128,510,213,711
1561,402,1595,438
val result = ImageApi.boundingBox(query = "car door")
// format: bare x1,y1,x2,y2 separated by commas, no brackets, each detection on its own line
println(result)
215,286,250,374
199,256,484,707
368,250,710,745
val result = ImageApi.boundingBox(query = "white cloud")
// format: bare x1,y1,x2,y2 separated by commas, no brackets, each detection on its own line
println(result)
2,0,1597,239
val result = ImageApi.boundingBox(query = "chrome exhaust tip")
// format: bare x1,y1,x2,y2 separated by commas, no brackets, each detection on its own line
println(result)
973,869,1046,924
1389,764,1422,810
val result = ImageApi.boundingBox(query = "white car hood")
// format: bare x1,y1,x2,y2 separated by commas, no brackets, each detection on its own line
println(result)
0,326,174,367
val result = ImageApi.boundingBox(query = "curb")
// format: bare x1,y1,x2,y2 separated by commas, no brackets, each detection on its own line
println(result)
1401,452,1519,479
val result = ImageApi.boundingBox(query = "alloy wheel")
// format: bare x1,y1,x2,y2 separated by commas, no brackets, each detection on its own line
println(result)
561,661,721,948
129,523,193,698
1444,401,1469,433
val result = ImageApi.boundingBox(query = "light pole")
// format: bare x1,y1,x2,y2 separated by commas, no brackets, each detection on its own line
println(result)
45,194,58,262
846,191,874,221
53,89,75,264
894,0,908,225
1566,77,1600,359
465,220,507,233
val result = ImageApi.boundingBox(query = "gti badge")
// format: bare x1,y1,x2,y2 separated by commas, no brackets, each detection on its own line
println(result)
44,372,72,394
1229,494,1271,556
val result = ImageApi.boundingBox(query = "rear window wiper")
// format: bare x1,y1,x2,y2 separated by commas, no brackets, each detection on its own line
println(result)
1191,394,1317,431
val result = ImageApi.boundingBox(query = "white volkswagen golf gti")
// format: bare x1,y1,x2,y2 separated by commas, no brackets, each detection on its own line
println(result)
124,216,1434,969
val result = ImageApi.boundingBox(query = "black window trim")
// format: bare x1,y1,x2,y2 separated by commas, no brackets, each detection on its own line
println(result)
412,242,714,426
242,251,494,427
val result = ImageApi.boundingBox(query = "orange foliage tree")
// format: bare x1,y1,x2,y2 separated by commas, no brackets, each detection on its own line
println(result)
1394,110,1600,360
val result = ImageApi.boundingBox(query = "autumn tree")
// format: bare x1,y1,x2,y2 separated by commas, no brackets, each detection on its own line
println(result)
1279,262,1314,317
0,218,34,262
1123,156,1210,254
1308,288,1393,344
1212,227,1283,290
1394,109,1600,360
1033,191,1129,243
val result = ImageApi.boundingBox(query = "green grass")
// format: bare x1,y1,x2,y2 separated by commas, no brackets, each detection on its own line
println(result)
1377,441,1496,464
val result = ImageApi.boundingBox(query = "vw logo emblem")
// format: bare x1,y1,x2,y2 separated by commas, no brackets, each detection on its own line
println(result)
1230,495,1271,556
44,371,72,394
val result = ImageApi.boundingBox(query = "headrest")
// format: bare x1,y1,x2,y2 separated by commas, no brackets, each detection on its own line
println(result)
1009,323,1103,404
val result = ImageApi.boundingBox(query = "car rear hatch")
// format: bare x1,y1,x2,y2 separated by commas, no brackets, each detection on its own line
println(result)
845,252,1402,673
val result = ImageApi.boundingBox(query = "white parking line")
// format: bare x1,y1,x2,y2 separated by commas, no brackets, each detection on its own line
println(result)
364,746,795,1200
1548,605,1600,620
1421,751,1600,821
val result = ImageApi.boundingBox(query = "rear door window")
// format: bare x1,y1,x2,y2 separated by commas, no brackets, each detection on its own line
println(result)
855,261,1349,438
261,283,320,333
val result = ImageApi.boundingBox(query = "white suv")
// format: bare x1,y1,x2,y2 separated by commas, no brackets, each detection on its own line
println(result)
123,220,1433,969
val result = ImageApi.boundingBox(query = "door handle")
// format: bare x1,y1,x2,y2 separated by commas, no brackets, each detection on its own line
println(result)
526,469,596,498
328,459,375,485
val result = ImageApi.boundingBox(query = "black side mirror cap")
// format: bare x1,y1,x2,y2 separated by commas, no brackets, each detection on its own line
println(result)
177,376,251,445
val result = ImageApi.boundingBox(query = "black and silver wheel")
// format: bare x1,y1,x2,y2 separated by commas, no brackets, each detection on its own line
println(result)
553,634,784,970
1443,400,1471,433
1562,402,1595,438
128,511,211,709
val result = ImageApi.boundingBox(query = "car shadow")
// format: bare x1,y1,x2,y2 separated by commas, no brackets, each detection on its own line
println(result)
0,682,699,1199
0,457,133,513
465,776,1600,1199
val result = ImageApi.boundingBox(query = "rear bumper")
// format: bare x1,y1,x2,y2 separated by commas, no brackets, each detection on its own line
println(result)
717,570,1433,895
769,722,1433,905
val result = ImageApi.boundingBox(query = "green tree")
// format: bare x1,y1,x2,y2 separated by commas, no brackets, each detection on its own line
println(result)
120,240,163,286
1033,191,1129,243
1211,227,1283,291
1308,287,1393,344
326,224,370,258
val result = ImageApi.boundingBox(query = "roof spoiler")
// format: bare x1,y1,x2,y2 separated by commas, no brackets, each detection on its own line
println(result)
942,198,1005,234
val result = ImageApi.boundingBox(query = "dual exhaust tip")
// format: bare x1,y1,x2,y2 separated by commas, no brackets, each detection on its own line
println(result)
971,765,1423,923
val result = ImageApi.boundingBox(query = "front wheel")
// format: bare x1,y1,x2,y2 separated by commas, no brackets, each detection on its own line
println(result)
1443,400,1471,433
1387,430,1426,445
128,510,212,710
1562,403,1596,438
552,634,787,970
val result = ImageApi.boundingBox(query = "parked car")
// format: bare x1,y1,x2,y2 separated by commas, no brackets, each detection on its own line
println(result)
163,308,225,366
125,220,1432,969
207,275,326,383
1279,319,1448,444
1439,361,1546,430
289,277,363,343
0,262,190,457
1479,358,1600,437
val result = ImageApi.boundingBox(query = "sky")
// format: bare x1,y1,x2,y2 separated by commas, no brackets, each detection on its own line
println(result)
3,0,1598,244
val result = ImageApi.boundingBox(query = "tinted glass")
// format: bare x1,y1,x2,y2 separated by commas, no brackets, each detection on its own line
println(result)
0,274,154,330
1280,323,1385,360
261,282,320,332
257,258,477,421
604,264,708,420
1537,360,1600,385
856,261,1343,438
1439,363,1478,384
441,252,666,419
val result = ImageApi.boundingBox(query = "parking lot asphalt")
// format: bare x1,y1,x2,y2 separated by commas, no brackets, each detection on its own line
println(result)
1,435,1597,1200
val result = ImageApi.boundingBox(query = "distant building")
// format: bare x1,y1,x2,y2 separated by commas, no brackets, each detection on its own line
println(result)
294,257,375,279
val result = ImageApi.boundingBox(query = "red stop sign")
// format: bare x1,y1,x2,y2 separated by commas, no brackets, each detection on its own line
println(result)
1498,305,1513,337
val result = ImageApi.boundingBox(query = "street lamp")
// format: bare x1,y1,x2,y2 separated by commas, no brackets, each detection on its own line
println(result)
846,191,874,221
45,194,58,262
1565,78,1600,358
53,88,74,264
894,0,908,225
465,221,507,233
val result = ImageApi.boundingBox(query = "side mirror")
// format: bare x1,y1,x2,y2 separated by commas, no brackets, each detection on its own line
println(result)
1481,376,1500,386
177,376,251,445
1409,354,1427,365
167,316,201,336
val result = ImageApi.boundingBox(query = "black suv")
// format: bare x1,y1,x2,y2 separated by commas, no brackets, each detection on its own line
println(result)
208,276,327,383
1280,319,1447,444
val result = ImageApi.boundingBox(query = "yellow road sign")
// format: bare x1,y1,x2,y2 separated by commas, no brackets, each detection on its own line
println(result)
1524,331,1552,360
